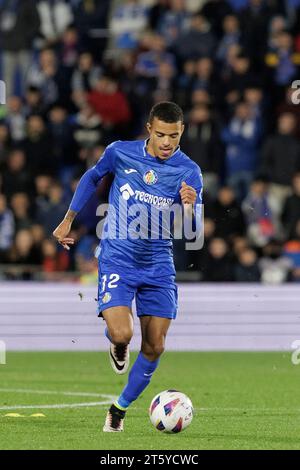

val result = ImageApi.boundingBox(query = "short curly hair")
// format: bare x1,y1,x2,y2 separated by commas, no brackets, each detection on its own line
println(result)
148,101,184,124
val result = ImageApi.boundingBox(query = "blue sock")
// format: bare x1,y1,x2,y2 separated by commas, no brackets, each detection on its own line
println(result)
105,327,112,343
115,352,159,410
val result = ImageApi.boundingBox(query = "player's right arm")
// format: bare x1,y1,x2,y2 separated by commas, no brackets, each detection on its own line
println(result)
52,143,117,250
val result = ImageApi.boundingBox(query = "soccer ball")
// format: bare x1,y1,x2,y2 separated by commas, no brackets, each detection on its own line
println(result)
149,390,194,433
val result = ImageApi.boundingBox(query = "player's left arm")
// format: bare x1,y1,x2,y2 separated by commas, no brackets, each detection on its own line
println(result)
179,167,203,238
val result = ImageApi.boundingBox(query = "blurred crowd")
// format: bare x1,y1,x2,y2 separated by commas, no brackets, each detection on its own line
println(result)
1,0,300,283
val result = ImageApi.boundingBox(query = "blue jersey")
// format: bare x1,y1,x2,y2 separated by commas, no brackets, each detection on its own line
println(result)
70,139,203,276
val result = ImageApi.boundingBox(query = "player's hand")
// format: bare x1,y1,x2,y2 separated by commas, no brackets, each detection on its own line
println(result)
180,181,197,205
52,219,74,251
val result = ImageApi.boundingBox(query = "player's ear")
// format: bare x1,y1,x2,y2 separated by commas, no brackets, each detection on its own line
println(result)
146,122,151,135
181,123,185,135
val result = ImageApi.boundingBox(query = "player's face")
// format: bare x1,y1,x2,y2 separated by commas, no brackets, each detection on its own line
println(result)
146,118,184,160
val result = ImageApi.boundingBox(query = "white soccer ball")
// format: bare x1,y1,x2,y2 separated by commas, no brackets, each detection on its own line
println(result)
149,390,194,433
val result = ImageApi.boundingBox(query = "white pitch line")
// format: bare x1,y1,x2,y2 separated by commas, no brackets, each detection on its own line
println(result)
197,407,300,413
0,401,114,411
0,388,114,398
0,388,117,411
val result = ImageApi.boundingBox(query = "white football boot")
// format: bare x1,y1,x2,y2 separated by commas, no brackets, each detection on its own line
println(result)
103,404,126,432
109,343,130,375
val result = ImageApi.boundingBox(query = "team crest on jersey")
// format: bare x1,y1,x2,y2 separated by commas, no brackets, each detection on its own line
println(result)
102,292,112,304
143,169,158,185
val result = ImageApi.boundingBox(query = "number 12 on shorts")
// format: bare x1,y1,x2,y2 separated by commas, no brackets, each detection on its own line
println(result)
101,273,120,293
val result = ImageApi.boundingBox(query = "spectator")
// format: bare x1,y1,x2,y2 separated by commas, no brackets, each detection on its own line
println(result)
211,186,245,239
265,30,300,90
148,0,170,30
242,178,277,247
181,104,223,197
30,223,45,264
37,0,73,47
216,14,242,64
222,100,261,199
239,0,276,68
73,0,110,60
223,54,256,104
87,76,131,130
200,0,233,38
259,240,292,284
0,193,15,261
110,0,149,50
72,103,104,152
276,86,300,139
192,217,216,274
59,25,79,70
202,237,235,282
27,48,64,107
0,0,40,97
10,192,32,231
9,228,41,268
282,173,300,239
282,232,300,282
267,15,287,53
23,115,56,176
1,149,33,201
24,86,46,117
260,112,300,214
135,33,176,80
175,59,196,110
243,85,265,123
36,181,69,236
174,13,217,61
71,52,102,93
234,248,261,282
152,61,176,103
41,238,69,273
34,174,52,216
48,104,78,177
193,57,216,94
0,123,12,170
232,235,250,257
5,96,27,143
157,0,191,46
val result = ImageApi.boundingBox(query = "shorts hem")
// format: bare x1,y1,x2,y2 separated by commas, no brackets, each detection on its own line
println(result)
97,300,132,317
136,311,176,320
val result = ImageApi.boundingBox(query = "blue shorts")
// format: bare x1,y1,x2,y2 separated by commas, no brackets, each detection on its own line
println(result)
97,261,178,320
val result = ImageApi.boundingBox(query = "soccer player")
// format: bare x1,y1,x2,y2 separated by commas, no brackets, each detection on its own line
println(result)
53,102,203,432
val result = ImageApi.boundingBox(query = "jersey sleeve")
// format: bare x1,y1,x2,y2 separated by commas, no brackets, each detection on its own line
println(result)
93,142,118,179
184,165,203,206
69,142,117,213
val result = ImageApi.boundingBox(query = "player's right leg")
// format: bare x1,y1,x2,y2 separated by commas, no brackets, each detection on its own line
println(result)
102,306,133,375
102,306,133,432
97,260,135,375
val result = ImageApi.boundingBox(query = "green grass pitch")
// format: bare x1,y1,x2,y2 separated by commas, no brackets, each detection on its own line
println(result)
0,351,299,450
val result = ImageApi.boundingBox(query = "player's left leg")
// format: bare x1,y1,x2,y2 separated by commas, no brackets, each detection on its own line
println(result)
102,278,176,432
112,316,171,411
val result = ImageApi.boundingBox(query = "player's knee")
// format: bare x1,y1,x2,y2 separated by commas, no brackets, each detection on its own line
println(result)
152,344,165,358
110,326,133,345
142,340,165,360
